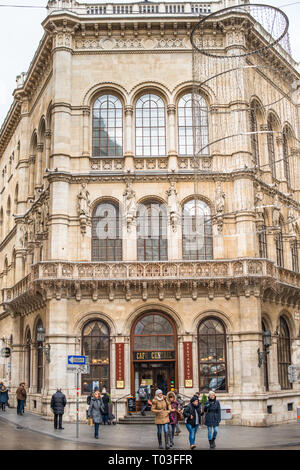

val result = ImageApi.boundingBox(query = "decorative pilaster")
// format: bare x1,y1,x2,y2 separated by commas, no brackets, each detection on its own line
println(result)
82,107,90,156
167,104,177,171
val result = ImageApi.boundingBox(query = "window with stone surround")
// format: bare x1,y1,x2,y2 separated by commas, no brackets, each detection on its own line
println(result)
267,114,278,179
92,201,122,261
178,93,208,156
282,126,292,188
182,199,213,260
135,94,166,157
277,316,292,390
275,221,284,267
258,215,268,258
137,200,168,261
92,95,123,157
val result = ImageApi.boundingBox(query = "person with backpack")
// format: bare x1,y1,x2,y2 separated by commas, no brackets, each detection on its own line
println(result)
204,390,221,449
151,389,171,449
138,380,149,416
183,395,202,450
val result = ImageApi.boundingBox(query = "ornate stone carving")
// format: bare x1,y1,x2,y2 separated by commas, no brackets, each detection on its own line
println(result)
123,180,136,232
77,183,91,234
272,194,281,228
215,182,225,233
166,181,179,232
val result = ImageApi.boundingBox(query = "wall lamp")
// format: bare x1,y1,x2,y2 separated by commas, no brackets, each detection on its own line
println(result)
36,326,51,363
257,330,272,368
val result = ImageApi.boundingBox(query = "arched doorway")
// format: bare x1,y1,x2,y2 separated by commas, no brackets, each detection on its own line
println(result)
131,311,177,401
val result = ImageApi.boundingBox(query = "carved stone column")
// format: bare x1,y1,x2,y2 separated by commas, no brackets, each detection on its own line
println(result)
124,105,134,171
35,143,44,191
167,104,177,171
82,107,90,156
45,129,52,171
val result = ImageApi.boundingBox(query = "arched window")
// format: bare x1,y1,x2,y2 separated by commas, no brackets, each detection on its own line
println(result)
82,320,110,394
137,200,168,260
92,95,123,157
133,313,175,351
35,319,43,394
267,115,277,179
182,199,212,260
277,316,292,390
291,239,299,273
262,319,269,391
25,328,31,388
258,215,267,258
276,219,284,267
198,317,227,392
92,202,122,261
282,126,292,188
178,93,208,156
135,94,166,157
249,101,260,166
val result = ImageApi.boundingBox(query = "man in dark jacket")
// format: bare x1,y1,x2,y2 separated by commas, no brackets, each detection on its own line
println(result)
16,383,27,415
183,395,202,450
51,388,67,430
138,380,149,416
204,390,221,449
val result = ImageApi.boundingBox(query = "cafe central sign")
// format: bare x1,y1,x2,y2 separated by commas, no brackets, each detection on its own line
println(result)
133,351,175,361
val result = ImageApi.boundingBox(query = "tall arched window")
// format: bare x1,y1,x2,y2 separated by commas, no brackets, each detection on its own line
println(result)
135,94,166,157
276,219,284,267
282,126,292,188
182,199,212,260
82,320,110,394
267,115,277,179
198,317,227,392
249,101,260,166
291,239,299,273
92,202,122,261
277,316,292,390
92,95,123,157
258,215,268,258
36,319,43,394
137,200,168,260
25,328,31,388
178,93,209,156
262,319,269,391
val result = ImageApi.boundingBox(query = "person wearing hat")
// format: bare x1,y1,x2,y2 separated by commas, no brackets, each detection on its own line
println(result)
16,382,27,416
50,388,67,430
204,390,221,449
151,389,171,449
183,395,202,450
0,382,9,411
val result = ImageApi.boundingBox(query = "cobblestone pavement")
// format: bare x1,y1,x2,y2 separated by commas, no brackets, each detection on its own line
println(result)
1,408,300,450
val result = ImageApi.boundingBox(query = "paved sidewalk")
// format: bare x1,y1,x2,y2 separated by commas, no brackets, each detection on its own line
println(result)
1,408,300,450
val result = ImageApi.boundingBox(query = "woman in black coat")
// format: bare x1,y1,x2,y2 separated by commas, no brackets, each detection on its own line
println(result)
101,392,110,425
183,396,202,450
204,390,221,449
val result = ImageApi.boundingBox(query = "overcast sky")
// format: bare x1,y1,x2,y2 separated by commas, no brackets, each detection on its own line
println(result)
0,0,299,127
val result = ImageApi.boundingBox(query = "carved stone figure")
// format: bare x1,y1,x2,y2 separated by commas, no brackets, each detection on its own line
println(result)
287,208,297,237
215,182,225,233
272,194,281,227
123,181,136,232
166,181,179,232
77,183,91,217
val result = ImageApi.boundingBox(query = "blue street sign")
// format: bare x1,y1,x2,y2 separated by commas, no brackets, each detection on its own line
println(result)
68,355,86,365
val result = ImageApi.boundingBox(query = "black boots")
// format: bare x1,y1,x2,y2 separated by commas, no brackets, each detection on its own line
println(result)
209,438,216,449
164,431,170,450
157,433,163,449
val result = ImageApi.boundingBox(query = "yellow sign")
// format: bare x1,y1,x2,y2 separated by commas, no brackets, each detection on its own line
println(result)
185,379,193,388
116,380,124,389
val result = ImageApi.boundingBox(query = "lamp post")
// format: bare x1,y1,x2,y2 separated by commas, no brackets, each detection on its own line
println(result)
36,326,51,363
257,330,272,368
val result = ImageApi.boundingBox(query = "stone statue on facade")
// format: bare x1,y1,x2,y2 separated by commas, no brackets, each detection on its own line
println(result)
166,181,179,232
272,194,281,228
77,183,91,234
287,208,297,237
123,180,136,232
215,182,225,233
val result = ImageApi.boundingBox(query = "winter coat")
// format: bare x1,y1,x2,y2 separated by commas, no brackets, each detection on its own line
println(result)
0,385,9,404
151,396,170,424
16,386,27,401
138,386,149,402
101,393,110,414
204,398,221,427
183,402,202,427
166,392,180,425
88,397,104,424
50,391,67,415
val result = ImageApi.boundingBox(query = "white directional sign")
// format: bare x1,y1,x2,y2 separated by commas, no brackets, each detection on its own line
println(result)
67,364,90,374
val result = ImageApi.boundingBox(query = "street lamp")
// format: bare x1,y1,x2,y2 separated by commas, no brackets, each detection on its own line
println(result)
36,326,51,363
257,330,272,368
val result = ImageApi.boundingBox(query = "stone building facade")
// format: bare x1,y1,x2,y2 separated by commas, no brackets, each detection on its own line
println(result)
0,0,300,426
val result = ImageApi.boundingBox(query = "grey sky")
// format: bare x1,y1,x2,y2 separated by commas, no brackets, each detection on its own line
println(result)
0,0,299,127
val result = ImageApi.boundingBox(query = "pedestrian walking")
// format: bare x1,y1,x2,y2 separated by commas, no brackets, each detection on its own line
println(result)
50,388,67,430
88,390,104,439
204,390,221,449
174,389,183,435
138,380,149,416
183,395,202,450
166,391,181,448
16,382,27,415
151,389,171,450
0,382,9,411
101,390,110,424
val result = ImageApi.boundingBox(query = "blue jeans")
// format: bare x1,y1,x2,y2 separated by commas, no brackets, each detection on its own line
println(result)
157,423,169,435
207,426,218,440
102,413,109,424
94,423,100,437
17,400,24,414
186,424,199,446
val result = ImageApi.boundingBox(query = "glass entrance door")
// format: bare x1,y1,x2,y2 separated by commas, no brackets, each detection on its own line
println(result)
134,362,175,401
